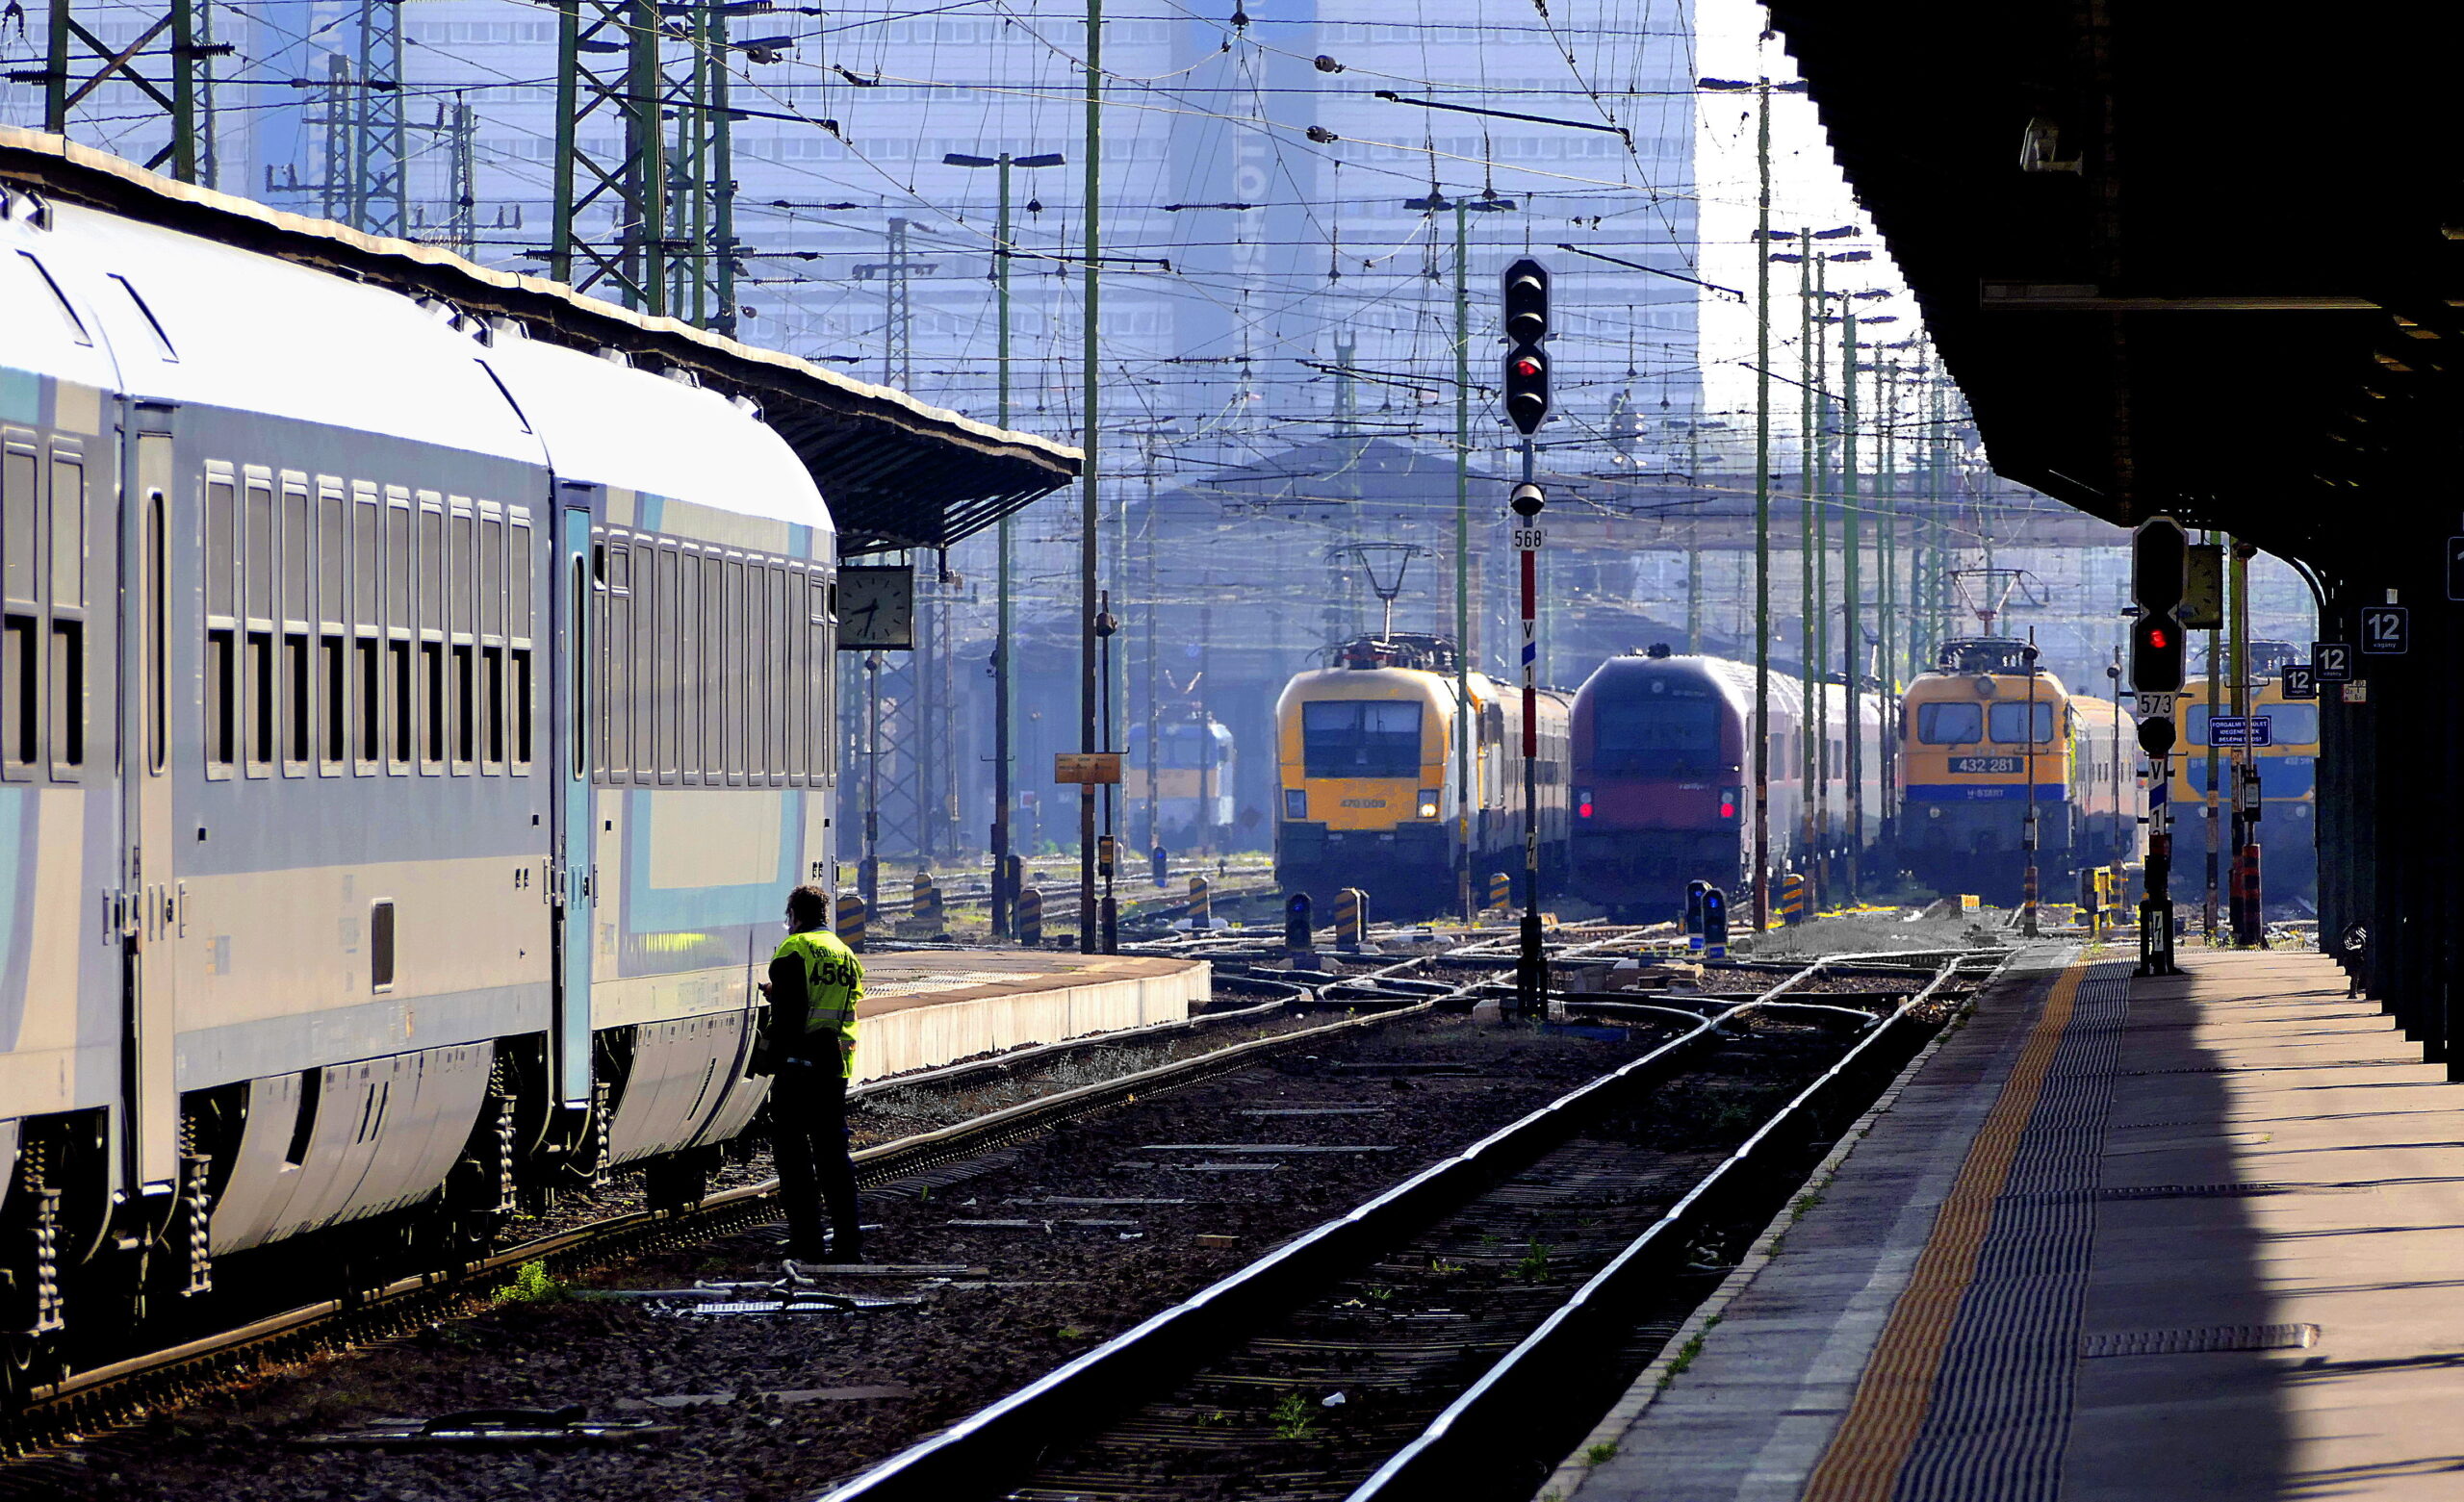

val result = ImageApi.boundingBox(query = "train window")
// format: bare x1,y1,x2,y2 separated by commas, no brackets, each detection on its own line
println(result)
370,901,396,991
509,516,533,639
206,629,234,770
604,540,630,778
245,630,273,774
280,476,308,625
1987,702,2054,745
768,569,790,781
4,441,36,607
384,498,410,628
18,252,90,346
723,558,744,776
244,473,271,623
206,470,236,619
512,647,532,770
389,640,411,768
49,454,82,607
479,514,503,640
1915,701,1983,745
702,555,724,780
107,273,176,361
1302,700,1422,779
656,546,680,779
746,565,766,781
45,620,76,769
2269,703,2320,744
318,485,344,627
356,639,379,764
787,569,808,783
1592,697,1721,776
482,646,504,767
417,501,444,636
350,490,376,628
1,612,32,776
678,549,701,780
449,505,474,637
451,644,475,769
320,636,345,769
421,641,445,769
284,633,309,772
640,541,660,773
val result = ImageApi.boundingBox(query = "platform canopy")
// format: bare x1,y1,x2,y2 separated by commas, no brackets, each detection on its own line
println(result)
1768,5,2464,580
0,128,1079,557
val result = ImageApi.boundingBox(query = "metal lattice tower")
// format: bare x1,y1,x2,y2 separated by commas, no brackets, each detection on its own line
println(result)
549,0,744,329
351,0,407,238
34,0,227,183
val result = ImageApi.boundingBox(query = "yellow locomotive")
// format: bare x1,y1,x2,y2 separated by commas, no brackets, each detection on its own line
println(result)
1274,633,1570,914
2166,657,2318,904
1898,638,2137,900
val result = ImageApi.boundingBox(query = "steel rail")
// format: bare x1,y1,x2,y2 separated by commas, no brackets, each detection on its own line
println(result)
811,946,1926,1502
6,923,1611,1447
1348,947,2013,1499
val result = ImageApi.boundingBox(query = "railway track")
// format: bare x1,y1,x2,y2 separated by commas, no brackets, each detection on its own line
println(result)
817,945,2008,1502
0,926,1555,1462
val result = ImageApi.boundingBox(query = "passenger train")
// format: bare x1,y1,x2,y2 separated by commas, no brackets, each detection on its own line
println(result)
0,160,840,1392
2167,661,2319,905
1566,647,1885,915
1897,638,2136,900
1273,633,1569,914
1124,714,1236,848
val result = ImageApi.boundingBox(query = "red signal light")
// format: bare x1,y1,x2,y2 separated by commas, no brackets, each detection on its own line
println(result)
1511,356,1543,378
1578,801,1594,818
1719,800,1736,819
2146,625,2170,649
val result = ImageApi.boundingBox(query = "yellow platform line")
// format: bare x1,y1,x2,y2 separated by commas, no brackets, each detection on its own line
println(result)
1800,951,2092,1502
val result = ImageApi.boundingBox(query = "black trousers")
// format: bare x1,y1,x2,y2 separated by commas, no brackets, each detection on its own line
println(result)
770,1056,861,1257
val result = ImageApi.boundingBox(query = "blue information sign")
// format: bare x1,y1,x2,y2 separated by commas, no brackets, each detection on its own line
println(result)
2206,715,2273,748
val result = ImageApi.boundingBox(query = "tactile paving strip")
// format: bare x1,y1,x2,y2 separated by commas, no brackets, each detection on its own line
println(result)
2079,1323,2319,1359
1892,958,2135,1502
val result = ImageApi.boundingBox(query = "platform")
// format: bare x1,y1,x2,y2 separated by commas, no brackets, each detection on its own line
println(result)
1549,945,2464,1502
851,951,1208,1083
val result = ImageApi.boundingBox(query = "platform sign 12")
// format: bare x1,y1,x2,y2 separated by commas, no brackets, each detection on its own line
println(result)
2360,605,2409,656
2280,665,2317,700
2313,641,2352,682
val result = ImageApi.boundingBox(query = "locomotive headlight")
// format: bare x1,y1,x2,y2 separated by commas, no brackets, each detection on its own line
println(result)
1416,789,1441,819
1284,788,1307,820
1576,788,1594,819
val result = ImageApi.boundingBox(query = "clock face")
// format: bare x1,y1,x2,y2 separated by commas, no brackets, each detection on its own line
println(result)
837,566,915,649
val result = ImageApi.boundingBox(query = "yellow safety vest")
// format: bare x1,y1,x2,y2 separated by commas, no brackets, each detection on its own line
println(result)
774,928,862,1077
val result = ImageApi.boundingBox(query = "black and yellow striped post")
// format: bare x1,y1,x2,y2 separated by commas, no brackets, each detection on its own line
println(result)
1188,875,1212,928
1015,887,1044,947
1777,872,1808,927
834,893,867,952
912,871,942,930
1335,886,1369,952
1487,871,1512,916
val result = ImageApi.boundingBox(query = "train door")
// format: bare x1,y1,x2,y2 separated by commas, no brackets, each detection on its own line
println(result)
118,402,176,1193
549,484,596,1108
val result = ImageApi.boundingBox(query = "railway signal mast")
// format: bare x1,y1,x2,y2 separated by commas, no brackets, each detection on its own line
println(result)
2131,517,2188,976
1502,259,1550,1017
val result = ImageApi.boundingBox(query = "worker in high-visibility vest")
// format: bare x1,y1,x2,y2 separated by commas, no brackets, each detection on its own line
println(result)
756,883,864,1263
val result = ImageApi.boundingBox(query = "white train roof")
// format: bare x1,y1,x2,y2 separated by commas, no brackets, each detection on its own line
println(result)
481,331,828,535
